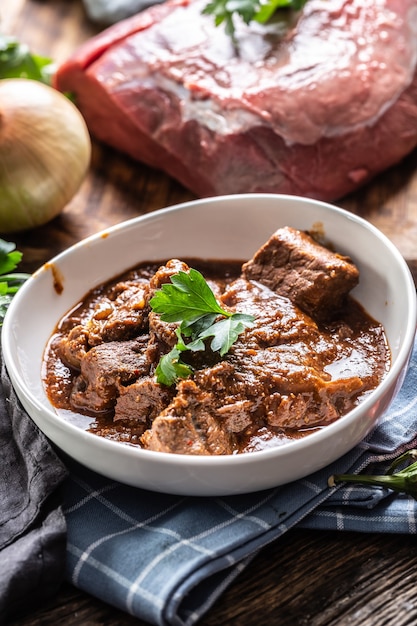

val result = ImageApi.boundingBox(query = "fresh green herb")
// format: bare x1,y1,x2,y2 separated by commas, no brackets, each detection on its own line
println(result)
329,449,417,500
202,0,308,39
0,239,29,325
149,268,255,386
0,34,54,83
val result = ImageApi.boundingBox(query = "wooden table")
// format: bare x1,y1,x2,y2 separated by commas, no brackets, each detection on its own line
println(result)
3,2,417,624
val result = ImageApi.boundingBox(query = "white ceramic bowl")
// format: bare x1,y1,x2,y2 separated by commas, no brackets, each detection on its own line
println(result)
3,194,416,496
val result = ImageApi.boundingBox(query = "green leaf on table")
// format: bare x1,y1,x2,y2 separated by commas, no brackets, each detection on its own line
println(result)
0,34,54,83
329,449,417,500
0,238,30,325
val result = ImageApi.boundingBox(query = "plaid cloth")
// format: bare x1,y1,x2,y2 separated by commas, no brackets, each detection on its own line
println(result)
62,335,417,626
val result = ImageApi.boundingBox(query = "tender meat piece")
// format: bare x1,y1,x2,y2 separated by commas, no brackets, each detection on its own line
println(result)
141,379,235,455
147,312,178,350
58,280,149,369
70,336,150,413
54,0,417,201
268,375,367,430
59,325,90,369
148,259,190,293
87,280,149,346
144,313,179,371
195,342,365,431
242,227,359,321
250,349,365,429
221,277,323,348
145,259,191,365
192,361,259,433
221,280,371,428
114,376,174,423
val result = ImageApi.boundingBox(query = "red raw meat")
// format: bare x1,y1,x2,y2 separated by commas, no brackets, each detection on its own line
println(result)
54,0,417,201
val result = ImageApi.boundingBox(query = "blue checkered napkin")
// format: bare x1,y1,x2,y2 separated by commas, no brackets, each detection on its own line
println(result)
63,335,417,626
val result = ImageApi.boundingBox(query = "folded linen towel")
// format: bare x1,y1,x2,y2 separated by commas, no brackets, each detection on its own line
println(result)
62,336,417,626
0,349,68,623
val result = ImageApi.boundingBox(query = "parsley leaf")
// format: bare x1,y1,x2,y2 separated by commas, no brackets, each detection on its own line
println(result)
329,449,417,501
197,313,254,356
202,0,309,38
0,239,29,326
155,345,194,387
150,269,226,324
0,34,54,83
149,268,255,386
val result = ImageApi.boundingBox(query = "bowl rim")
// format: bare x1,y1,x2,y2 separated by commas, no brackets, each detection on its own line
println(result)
2,193,417,470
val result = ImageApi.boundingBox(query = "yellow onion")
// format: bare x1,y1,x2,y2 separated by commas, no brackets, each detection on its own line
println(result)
0,78,91,233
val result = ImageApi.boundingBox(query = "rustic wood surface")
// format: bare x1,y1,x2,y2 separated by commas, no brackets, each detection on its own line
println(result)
2,1,417,624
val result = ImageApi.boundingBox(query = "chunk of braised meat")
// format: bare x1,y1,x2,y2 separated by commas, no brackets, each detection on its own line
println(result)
230,346,365,430
59,325,90,369
192,361,261,433
268,376,366,430
142,259,190,365
148,258,190,292
145,311,178,368
242,226,359,322
58,280,149,369
70,336,150,414
221,277,322,349
141,379,235,455
114,376,174,423
222,279,368,429
87,279,149,346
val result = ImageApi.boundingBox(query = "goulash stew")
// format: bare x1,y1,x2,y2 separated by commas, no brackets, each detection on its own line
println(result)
43,227,390,455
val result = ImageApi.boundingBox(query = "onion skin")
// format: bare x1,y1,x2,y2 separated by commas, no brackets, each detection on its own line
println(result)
0,78,91,233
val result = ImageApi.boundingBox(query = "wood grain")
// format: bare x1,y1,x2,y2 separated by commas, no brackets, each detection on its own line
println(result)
8,529,417,625
2,2,417,625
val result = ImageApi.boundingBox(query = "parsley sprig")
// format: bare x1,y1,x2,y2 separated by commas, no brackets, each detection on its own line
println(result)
0,239,30,325
329,450,417,500
0,34,54,83
149,268,254,386
202,0,308,39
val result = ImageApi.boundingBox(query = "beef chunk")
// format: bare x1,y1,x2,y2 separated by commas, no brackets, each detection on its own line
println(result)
59,325,90,369
242,227,359,321
149,259,190,292
70,336,150,413
146,311,179,366
192,361,258,434
221,277,321,348
114,376,174,423
141,379,235,455
87,280,149,345
58,280,149,370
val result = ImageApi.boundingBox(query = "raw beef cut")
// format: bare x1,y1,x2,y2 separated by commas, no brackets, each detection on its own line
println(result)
54,0,417,201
